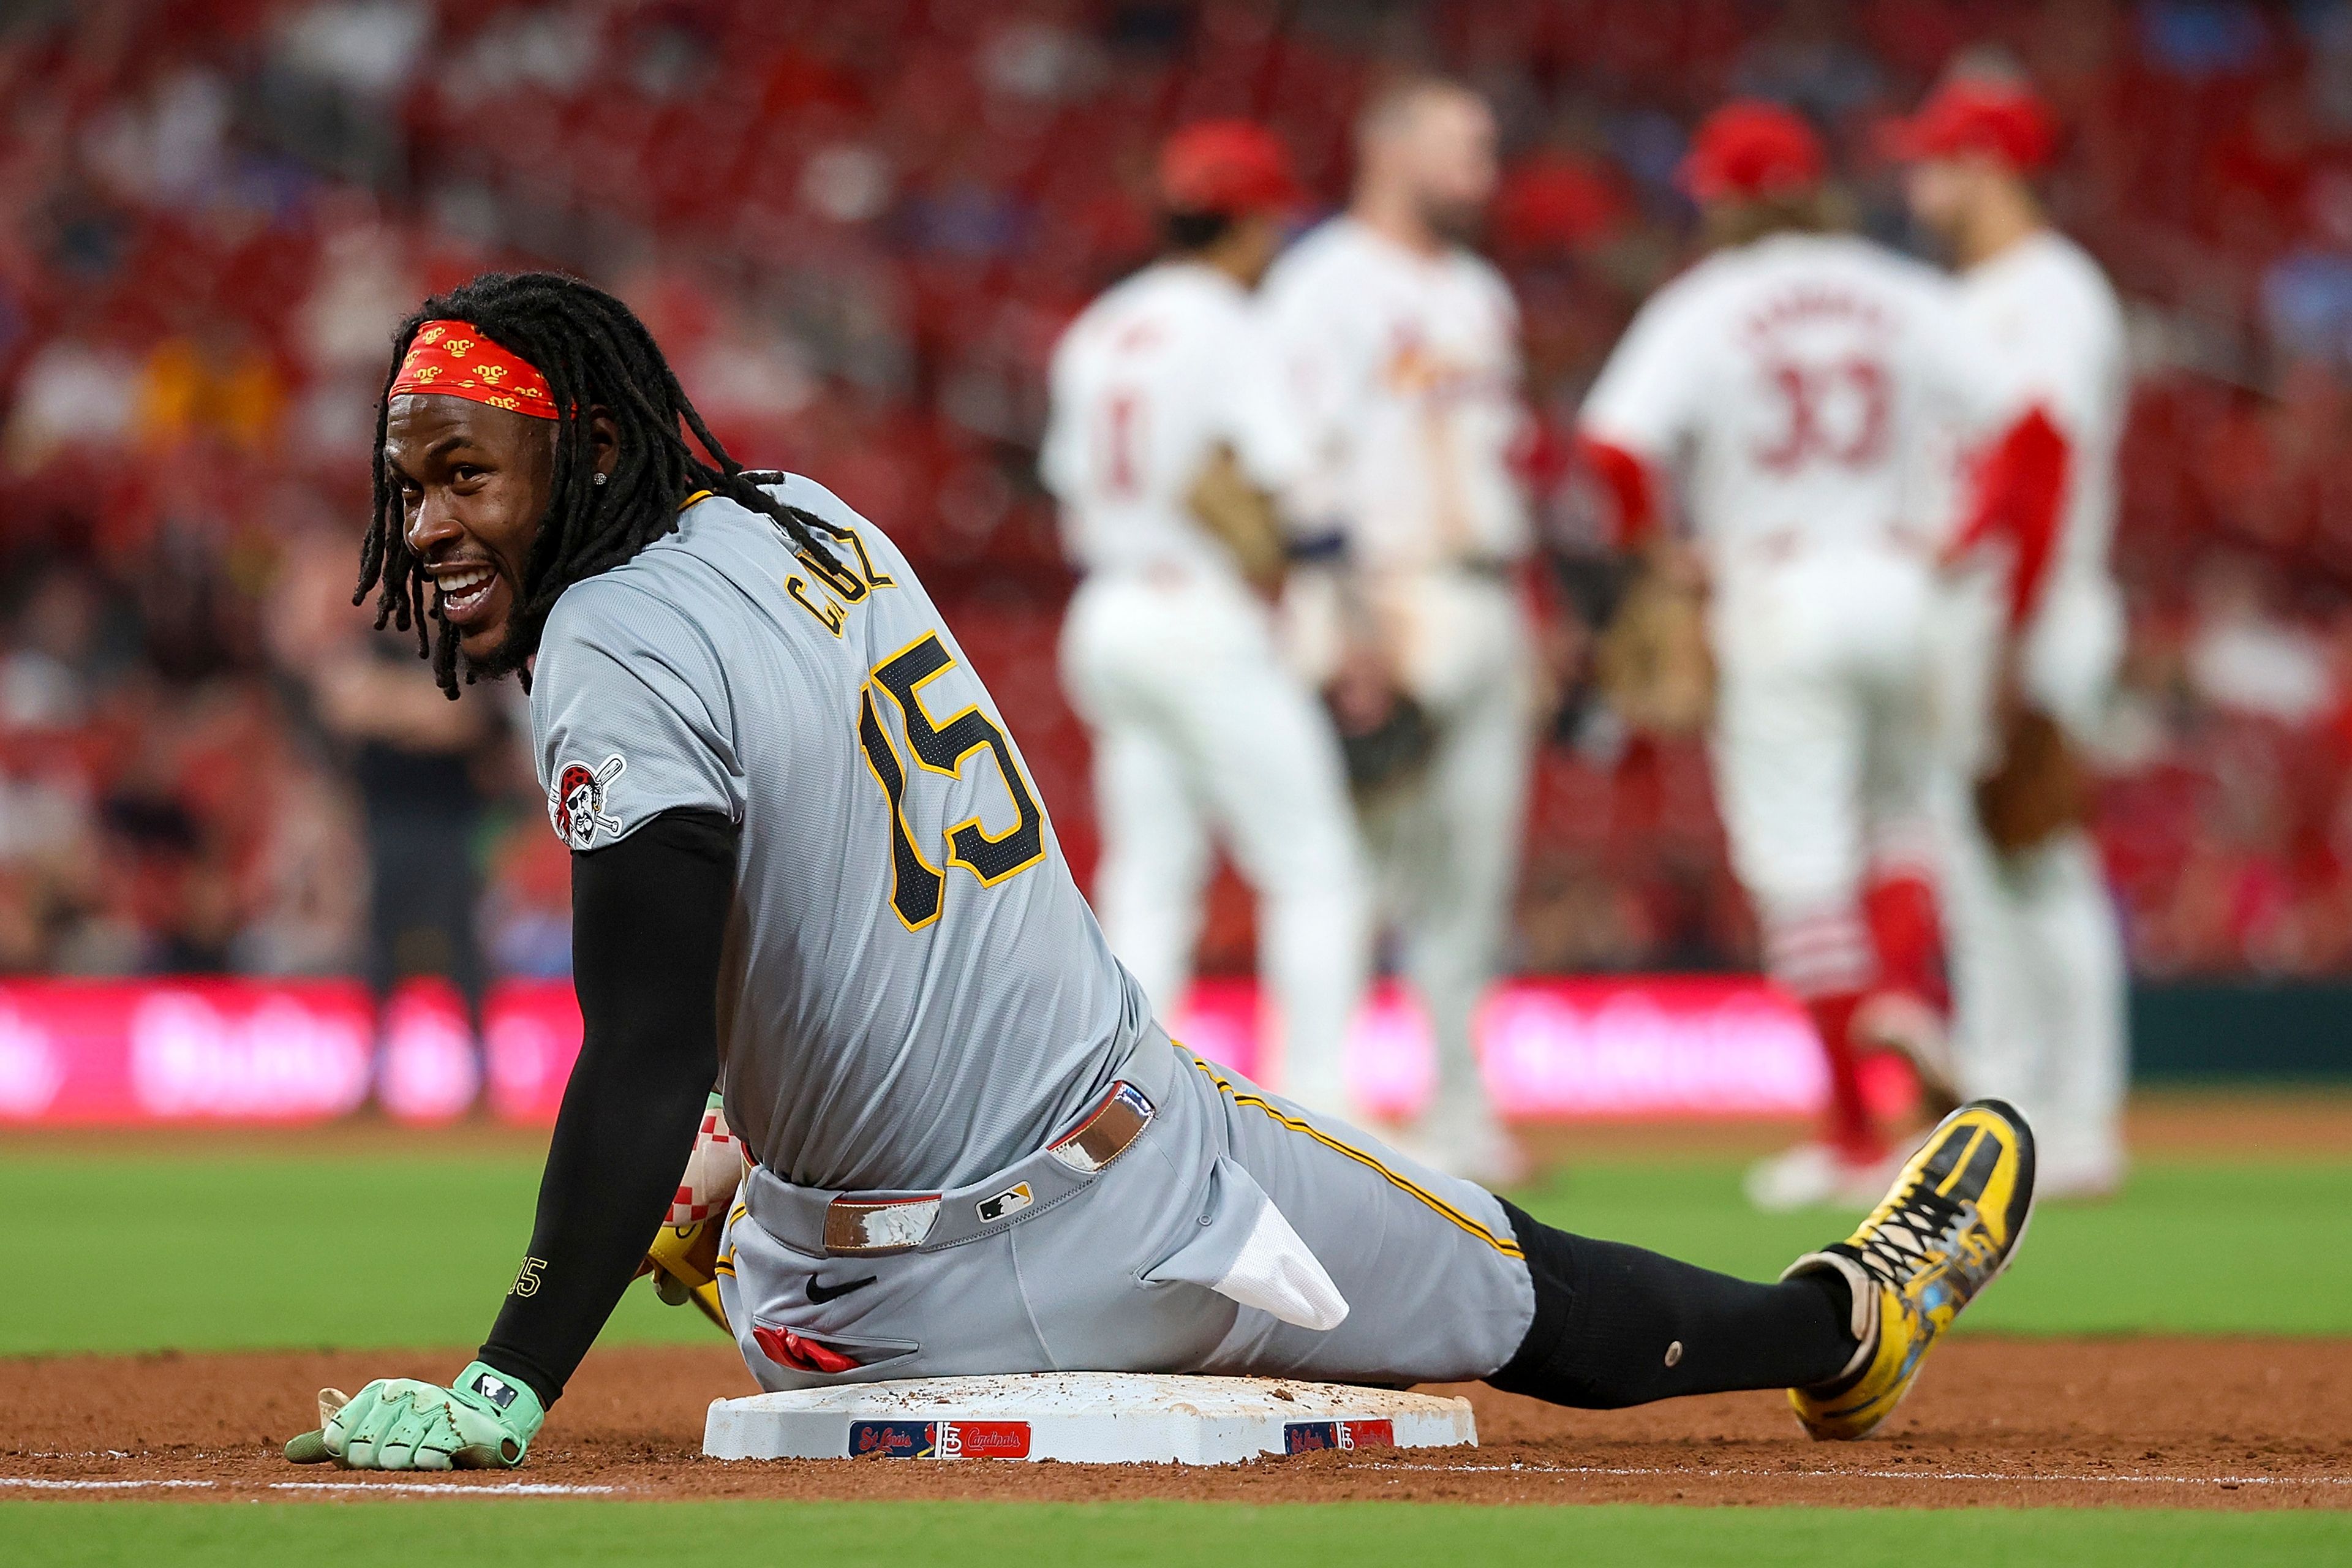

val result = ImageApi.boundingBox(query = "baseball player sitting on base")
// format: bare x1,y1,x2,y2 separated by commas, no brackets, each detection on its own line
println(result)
1042,121,1371,1127
293,270,2034,1472
1578,103,2057,1212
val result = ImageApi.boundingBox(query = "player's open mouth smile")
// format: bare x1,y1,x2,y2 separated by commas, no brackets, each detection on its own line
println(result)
432,563,506,631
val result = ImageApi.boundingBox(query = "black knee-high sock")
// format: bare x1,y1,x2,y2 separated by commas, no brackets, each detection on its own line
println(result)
1486,1199,1858,1409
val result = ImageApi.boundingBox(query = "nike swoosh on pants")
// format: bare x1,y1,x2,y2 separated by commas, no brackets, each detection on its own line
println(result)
805,1274,877,1305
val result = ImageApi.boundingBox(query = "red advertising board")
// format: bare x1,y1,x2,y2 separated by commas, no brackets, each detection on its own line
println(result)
1168,976,1833,1120
0,978,375,1124
0,974,1856,1126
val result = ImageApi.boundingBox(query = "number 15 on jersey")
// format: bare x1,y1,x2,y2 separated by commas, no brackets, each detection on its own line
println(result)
856,631,1047,930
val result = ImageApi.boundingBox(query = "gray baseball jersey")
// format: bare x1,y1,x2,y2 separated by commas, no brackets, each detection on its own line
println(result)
531,475,1145,1193
539,473,1536,1390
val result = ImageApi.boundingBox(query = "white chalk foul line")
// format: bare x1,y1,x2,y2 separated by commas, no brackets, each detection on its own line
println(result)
271,1481,619,1496
10,1466,2343,1494
1384,1463,2352,1487
1,1476,617,1496
1,1479,216,1491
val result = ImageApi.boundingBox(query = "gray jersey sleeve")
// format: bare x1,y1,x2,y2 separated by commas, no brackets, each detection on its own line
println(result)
532,581,744,851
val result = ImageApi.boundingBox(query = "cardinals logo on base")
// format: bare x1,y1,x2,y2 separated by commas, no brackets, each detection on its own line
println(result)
549,755,627,850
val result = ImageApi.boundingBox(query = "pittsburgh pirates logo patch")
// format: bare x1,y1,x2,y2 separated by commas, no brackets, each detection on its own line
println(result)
549,755,627,850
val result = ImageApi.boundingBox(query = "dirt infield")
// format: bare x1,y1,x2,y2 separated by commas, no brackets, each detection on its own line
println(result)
6,1338,2345,1510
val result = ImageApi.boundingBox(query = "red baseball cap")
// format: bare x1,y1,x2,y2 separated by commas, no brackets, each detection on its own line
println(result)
1882,78,2059,172
1678,101,1826,205
1158,121,1303,217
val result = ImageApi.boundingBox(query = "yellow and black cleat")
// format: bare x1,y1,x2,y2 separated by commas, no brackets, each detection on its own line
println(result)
1783,1100,2035,1441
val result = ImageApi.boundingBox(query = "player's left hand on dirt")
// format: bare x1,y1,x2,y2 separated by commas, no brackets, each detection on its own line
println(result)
289,1361,545,1471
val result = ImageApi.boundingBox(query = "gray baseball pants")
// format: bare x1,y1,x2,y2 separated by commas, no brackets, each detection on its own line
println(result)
714,1028,1537,1390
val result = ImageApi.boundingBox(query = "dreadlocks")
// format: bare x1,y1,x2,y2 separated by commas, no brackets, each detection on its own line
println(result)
357,270,843,698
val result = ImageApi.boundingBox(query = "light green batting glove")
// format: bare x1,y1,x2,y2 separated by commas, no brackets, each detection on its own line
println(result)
289,1362,545,1471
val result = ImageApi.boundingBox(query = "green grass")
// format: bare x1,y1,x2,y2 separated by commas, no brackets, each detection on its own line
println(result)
0,1148,709,1355
7,1502,2348,1567
1512,1156,2352,1336
1,1147,2345,1354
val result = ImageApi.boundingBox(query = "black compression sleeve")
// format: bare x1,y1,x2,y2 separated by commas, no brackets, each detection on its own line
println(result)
478,808,736,1408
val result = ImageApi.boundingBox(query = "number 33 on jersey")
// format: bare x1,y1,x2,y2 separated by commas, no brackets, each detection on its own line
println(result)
1578,232,2009,559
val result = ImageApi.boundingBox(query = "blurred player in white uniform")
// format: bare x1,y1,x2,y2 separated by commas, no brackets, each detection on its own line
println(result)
1044,123,1371,1122
1578,103,2044,1210
1894,75,2130,1197
1260,81,1532,1184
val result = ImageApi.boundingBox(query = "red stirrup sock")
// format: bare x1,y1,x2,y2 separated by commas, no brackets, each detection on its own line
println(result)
1864,873,1948,1016
1805,990,1880,1159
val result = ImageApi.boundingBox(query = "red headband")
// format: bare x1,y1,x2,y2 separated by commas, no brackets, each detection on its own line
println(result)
389,320,558,419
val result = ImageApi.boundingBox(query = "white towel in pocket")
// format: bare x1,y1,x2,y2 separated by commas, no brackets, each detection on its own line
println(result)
1144,1156,1348,1331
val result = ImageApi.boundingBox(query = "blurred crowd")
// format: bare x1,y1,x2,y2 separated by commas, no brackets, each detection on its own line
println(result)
7,0,2352,987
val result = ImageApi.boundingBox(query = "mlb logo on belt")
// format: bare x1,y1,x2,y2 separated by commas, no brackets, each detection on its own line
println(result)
976,1182,1033,1223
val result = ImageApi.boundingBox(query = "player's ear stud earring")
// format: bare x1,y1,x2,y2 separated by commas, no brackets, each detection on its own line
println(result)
592,472,608,486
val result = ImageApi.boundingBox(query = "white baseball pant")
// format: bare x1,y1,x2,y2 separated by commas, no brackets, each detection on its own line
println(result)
1932,568,2129,1187
1355,567,1535,1142
1060,568,1371,1119
1708,545,1943,995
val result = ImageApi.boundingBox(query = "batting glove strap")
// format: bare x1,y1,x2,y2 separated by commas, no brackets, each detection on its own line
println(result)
448,1360,546,1464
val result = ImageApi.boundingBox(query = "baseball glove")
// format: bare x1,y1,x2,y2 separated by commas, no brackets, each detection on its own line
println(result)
1185,443,1286,594
1974,703,2089,854
1594,560,1712,736
1321,636,1434,794
1329,690,1436,794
